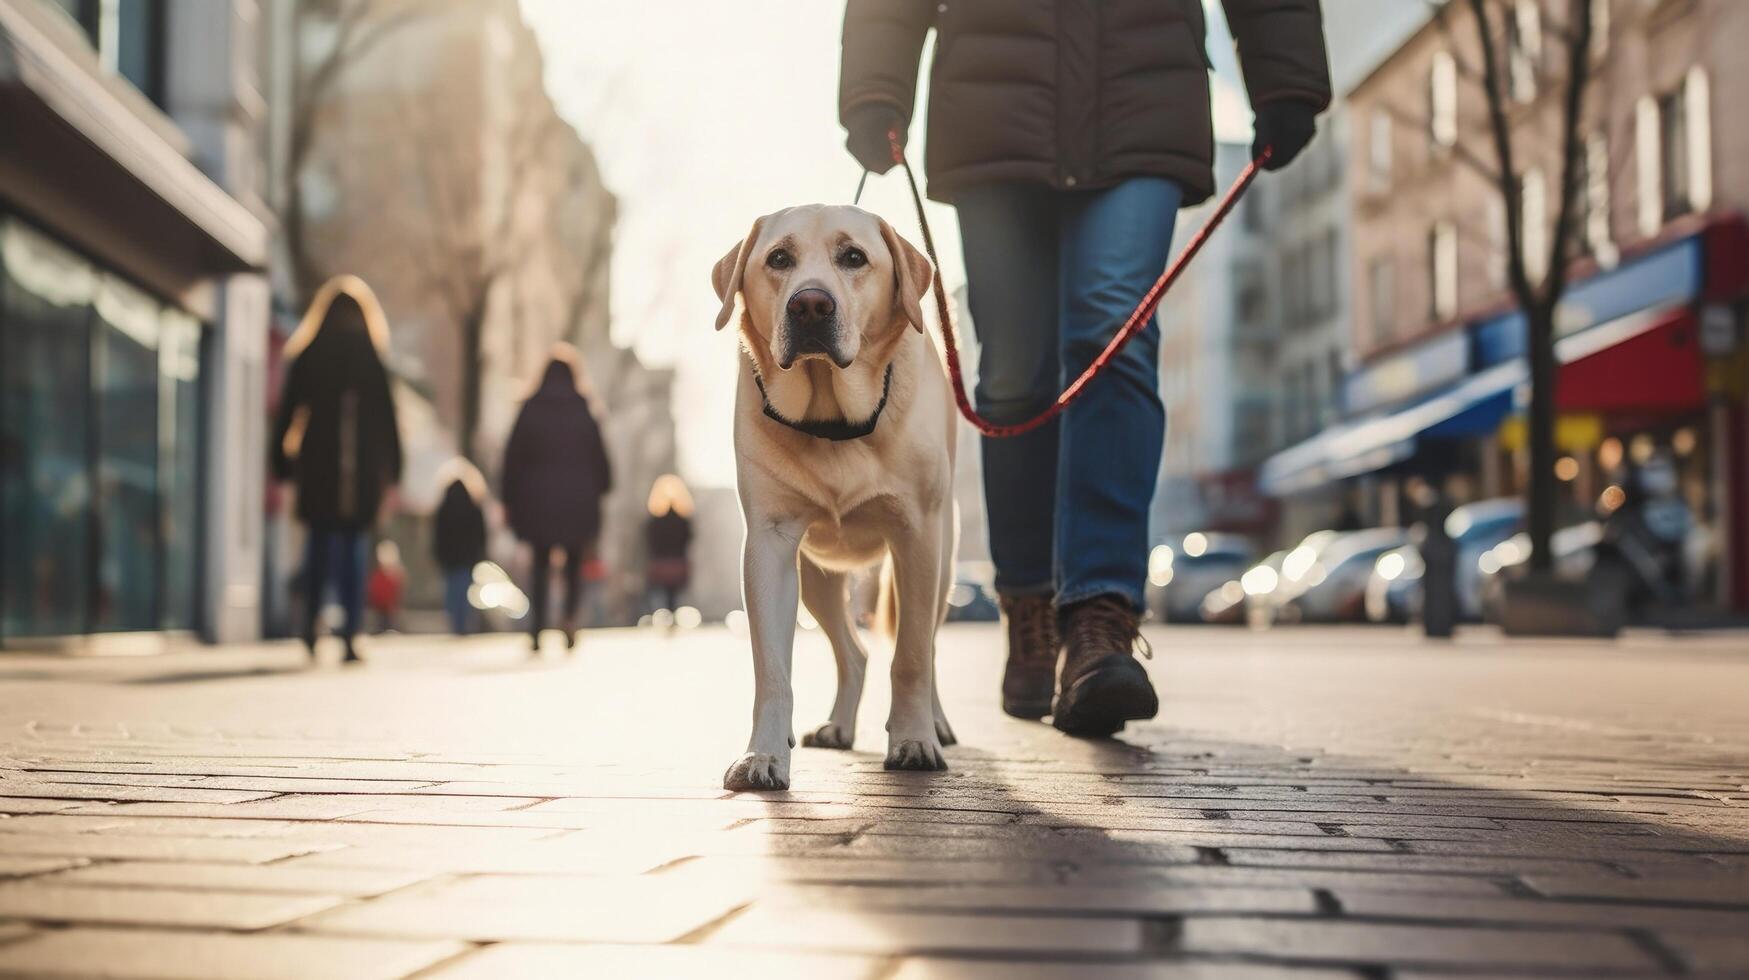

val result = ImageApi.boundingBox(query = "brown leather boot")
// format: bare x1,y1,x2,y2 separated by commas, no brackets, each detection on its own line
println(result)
999,594,1058,719
1054,595,1157,736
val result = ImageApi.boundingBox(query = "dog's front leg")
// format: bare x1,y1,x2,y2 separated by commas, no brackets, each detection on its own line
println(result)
723,517,803,792
885,511,948,771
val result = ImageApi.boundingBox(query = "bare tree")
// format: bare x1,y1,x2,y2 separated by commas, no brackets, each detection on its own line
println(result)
280,0,427,302
1421,0,1596,575
373,90,562,461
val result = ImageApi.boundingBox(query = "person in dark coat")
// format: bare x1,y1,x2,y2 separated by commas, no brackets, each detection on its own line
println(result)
432,459,489,636
271,275,403,663
502,345,613,652
1410,479,1457,639
644,474,695,615
840,1,1330,736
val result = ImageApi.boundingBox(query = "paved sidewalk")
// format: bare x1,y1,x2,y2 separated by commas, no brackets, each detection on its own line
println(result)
0,624,1745,978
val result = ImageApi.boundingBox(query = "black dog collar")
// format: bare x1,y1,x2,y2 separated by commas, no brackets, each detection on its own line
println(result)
750,361,894,442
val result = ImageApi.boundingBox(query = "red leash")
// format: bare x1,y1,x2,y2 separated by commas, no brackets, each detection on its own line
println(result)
874,131,1271,439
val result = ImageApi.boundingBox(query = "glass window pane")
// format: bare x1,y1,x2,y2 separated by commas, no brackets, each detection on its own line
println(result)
160,311,203,632
0,218,96,639
93,275,161,633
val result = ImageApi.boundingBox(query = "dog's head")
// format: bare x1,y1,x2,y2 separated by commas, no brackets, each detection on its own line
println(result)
712,205,932,371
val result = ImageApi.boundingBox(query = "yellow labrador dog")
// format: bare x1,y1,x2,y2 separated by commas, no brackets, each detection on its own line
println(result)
713,205,957,792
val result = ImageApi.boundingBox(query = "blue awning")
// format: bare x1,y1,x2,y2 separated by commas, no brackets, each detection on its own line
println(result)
1258,362,1523,497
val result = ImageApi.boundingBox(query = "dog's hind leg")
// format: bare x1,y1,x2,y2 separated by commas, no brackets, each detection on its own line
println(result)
724,517,802,792
797,557,866,751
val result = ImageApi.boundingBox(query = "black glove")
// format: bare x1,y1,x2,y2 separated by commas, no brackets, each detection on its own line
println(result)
1251,100,1318,171
845,105,906,175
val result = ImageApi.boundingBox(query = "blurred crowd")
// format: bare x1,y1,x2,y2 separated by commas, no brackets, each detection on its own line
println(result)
273,276,693,660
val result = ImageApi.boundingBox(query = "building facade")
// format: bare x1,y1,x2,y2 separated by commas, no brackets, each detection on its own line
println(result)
1264,0,1749,609
1,0,270,648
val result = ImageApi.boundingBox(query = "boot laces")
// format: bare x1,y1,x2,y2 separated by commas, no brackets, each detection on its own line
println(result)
1003,596,1058,665
1068,596,1152,660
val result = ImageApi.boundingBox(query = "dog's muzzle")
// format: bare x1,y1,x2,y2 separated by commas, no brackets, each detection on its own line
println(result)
777,288,851,369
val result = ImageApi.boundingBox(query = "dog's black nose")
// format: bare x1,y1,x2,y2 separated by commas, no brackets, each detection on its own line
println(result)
786,288,836,323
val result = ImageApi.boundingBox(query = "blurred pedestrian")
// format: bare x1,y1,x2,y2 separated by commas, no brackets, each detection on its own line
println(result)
433,458,489,636
272,275,403,664
1410,479,1457,639
645,473,695,615
367,539,405,634
502,344,613,652
840,2,1329,733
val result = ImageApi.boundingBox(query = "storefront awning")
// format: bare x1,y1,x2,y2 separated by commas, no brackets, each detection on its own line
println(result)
1260,303,1694,497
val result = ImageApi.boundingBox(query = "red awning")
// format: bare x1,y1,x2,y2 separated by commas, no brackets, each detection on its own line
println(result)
1556,310,1705,413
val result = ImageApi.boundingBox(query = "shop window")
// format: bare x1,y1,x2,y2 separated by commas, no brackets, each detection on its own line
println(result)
1368,256,1396,347
1577,132,1616,264
1521,168,1548,284
1636,95,1661,237
41,0,166,107
1429,220,1458,322
1507,0,1542,104
0,220,95,640
1429,51,1458,151
0,216,204,642
1368,112,1392,194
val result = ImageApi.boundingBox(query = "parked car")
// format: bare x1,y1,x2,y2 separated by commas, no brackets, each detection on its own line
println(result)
1146,532,1253,623
1200,549,1287,625
1365,498,1525,624
1477,522,1605,624
1278,528,1409,623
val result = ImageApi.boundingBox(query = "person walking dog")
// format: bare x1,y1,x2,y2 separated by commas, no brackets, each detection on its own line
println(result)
840,1,1330,735
272,275,403,664
502,345,613,653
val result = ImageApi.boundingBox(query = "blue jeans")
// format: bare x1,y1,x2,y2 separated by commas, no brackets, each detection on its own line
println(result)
302,529,366,639
443,566,475,635
955,177,1181,610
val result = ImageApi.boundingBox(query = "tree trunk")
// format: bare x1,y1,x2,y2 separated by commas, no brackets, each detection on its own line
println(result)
1525,302,1558,573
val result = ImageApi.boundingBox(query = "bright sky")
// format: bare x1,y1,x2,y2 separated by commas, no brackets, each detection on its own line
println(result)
521,1,1252,488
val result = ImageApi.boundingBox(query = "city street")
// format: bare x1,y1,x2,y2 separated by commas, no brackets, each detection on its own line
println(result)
0,625,1745,978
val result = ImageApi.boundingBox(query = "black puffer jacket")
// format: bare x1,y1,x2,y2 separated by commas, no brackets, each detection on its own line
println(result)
840,0,1331,204
501,359,613,548
433,479,487,569
270,295,402,531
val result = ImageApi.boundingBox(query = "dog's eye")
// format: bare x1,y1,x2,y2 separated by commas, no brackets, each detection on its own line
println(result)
839,247,868,269
765,249,794,270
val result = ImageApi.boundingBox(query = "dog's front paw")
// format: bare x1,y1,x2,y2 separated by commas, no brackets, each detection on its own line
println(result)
884,738,947,772
934,715,958,747
723,752,790,792
801,722,854,750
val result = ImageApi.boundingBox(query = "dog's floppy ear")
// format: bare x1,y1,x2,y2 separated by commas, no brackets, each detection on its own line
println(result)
878,218,933,334
711,217,765,331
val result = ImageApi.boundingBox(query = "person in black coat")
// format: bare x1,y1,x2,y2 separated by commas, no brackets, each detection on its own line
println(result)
645,474,695,615
432,459,489,636
502,345,612,651
271,275,403,663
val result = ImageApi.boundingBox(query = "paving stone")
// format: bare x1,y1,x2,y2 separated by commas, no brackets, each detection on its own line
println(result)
428,942,881,980
44,860,430,896
0,798,82,814
1180,917,1659,971
762,883,1318,916
0,783,276,803
0,882,341,929
0,855,85,878
0,833,339,863
1335,889,1749,934
0,927,462,979
283,840,675,875
1220,848,1608,876
306,873,749,942
1660,932,1749,973
891,961,1363,980
1522,872,1749,905
709,905,1142,955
